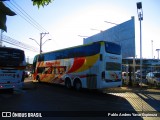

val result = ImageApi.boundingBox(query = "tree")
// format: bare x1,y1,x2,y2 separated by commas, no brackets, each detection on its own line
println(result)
32,0,54,8
0,2,16,32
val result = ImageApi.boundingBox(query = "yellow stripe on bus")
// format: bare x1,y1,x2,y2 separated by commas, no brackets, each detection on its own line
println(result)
75,54,100,73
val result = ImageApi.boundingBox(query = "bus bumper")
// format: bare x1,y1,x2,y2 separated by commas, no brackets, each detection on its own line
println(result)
100,81,122,89
0,83,23,90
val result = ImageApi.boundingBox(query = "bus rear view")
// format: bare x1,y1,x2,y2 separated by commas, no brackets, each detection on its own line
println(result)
0,47,26,90
100,42,122,89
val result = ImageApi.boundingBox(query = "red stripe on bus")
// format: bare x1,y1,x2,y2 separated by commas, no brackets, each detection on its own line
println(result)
67,57,85,73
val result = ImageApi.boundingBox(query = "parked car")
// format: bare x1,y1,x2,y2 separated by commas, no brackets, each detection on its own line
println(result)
122,72,139,85
136,70,147,79
146,72,160,86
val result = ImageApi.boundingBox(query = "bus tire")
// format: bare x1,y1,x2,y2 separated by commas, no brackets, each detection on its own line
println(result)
65,78,71,89
74,79,82,91
36,76,41,83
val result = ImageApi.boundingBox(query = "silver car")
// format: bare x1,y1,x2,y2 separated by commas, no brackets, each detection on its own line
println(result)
146,72,160,86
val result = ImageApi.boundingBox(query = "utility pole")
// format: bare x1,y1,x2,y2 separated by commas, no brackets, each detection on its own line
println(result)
40,32,49,54
0,29,3,47
151,40,153,73
156,49,160,59
30,32,51,54
137,2,143,87
151,40,153,59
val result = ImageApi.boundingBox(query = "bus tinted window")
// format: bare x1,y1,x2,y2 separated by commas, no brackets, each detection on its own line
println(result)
0,48,24,66
38,42,100,61
106,62,121,71
105,42,121,55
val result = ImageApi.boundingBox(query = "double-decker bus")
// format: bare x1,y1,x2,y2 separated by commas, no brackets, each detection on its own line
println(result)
32,41,122,90
0,47,26,90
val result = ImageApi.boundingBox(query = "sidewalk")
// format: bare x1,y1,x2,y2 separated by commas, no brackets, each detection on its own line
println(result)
121,86,160,93
105,85,160,94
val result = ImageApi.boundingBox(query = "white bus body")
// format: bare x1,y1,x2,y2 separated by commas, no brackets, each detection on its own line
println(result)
0,47,26,90
33,41,122,90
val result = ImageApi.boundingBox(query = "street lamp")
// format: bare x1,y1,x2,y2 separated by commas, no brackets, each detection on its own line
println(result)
90,28,103,32
29,37,51,54
137,2,143,86
42,39,51,46
151,40,153,59
78,35,89,40
104,21,118,25
29,38,40,46
78,35,88,38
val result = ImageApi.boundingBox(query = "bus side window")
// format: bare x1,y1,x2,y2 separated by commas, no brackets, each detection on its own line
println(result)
59,67,66,74
37,67,44,73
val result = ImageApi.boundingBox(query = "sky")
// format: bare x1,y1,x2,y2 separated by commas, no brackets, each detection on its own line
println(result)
2,0,160,63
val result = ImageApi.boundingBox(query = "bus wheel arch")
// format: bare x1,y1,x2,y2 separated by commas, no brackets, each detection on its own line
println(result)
65,77,72,89
73,78,82,91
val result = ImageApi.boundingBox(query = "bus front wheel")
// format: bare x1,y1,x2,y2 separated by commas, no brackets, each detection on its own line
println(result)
36,76,41,82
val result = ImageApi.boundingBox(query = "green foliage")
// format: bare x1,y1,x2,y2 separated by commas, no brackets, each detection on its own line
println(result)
32,0,54,8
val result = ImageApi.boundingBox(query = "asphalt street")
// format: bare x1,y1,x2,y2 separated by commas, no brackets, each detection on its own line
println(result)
0,78,160,120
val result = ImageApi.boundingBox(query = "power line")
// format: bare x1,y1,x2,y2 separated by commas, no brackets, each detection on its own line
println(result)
12,0,49,32
2,1,58,50
4,2,43,32
2,34,39,52
4,0,49,33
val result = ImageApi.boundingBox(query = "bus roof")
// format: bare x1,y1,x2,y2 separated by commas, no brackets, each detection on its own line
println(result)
36,41,106,56
0,46,24,52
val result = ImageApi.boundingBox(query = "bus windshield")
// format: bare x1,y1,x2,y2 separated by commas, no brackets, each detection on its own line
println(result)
105,42,121,55
0,47,25,67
